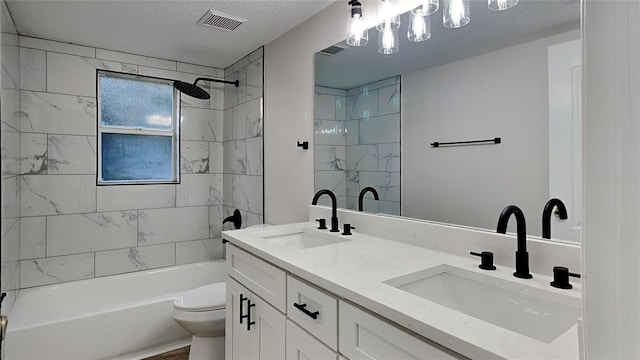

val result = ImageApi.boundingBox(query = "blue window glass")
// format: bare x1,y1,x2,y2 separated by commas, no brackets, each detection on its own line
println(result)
99,75,174,131
101,133,173,181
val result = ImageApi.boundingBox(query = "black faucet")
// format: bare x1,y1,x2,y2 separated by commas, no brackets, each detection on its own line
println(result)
358,187,379,211
542,198,568,239
312,189,339,232
496,205,532,279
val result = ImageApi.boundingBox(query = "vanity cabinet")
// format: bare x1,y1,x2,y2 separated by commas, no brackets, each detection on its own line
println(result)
225,243,465,360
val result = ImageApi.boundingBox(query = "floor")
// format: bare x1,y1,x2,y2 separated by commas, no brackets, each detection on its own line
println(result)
143,346,190,360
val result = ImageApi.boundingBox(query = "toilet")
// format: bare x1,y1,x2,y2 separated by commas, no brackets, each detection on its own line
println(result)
172,283,226,360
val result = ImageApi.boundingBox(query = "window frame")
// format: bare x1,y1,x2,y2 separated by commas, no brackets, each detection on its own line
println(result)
97,70,181,185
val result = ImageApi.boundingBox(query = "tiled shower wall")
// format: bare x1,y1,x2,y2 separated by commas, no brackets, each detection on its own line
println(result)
314,86,347,208
1,0,21,313
223,48,264,228
314,77,400,215
16,36,228,289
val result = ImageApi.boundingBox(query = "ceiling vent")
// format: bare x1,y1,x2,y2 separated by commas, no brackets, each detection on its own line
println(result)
197,10,247,32
319,44,349,56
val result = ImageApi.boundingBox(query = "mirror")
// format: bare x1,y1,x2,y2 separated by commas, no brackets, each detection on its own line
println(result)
314,0,581,242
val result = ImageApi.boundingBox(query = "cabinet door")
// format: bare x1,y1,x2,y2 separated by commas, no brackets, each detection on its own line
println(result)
227,276,253,360
250,289,286,359
227,276,286,360
286,320,338,360
339,301,466,360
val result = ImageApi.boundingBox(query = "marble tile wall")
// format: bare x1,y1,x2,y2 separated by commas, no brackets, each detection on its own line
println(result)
223,48,264,228
345,77,401,215
1,0,21,313
314,86,347,208
314,77,401,215
15,36,227,288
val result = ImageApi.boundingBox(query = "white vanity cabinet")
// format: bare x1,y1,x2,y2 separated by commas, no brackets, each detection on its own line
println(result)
225,243,466,360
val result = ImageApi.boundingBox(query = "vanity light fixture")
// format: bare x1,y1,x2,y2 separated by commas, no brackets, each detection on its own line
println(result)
443,0,470,29
412,0,439,16
347,0,369,46
488,0,519,11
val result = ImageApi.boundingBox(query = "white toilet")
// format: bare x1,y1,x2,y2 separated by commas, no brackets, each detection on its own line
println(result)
172,283,226,360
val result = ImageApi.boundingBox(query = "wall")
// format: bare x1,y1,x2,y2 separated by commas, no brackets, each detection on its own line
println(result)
314,77,401,215
16,36,227,289
582,1,640,357
264,2,347,225
1,0,21,313
402,30,580,237
223,48,264,228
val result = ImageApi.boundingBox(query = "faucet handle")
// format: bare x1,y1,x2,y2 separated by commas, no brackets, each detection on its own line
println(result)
550,266,581,289
315,218,327,230
470,251,496,270
342,224,355,236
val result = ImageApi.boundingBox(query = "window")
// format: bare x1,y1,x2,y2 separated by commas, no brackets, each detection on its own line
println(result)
97,71,180,185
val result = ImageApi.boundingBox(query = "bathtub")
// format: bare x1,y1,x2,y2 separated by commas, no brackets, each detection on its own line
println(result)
6,260,226,360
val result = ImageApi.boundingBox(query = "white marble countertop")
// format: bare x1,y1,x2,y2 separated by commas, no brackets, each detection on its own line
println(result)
222,222,582,360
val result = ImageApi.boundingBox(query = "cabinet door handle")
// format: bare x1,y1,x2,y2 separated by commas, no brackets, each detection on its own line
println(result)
239,294,248,324
246,300,256,331
293,302,319,320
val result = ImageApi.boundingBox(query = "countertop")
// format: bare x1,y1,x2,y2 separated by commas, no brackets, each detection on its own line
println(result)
222,222,582,360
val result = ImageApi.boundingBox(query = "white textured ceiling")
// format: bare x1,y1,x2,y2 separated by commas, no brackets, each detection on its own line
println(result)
6,0,334,68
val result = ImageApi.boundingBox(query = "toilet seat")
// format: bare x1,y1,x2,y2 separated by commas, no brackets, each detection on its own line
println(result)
174,283,226,312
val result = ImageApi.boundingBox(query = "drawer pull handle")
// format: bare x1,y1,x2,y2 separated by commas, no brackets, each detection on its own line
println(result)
293,302,319,320
239,294,248,324
247,300,256,331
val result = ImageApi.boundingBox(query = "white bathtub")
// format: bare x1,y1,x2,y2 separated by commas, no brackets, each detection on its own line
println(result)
6,260,226,360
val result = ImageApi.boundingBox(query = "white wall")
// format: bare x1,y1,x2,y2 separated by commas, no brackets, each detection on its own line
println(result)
402,30,579,237
582,1,640,357
264,2,347,224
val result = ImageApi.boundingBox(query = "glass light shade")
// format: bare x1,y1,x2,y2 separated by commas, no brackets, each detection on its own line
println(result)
376,0,400,32
411,0,439,16
378,26,399,54
347,16,369,46
488,0,519,11
443,0,470,28
407,13,431,42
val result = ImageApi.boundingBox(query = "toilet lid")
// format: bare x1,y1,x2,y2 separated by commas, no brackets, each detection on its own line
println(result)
174,283,226,312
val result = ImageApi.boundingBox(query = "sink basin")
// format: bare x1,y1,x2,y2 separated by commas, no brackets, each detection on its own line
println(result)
253,227,350,249
384,265,581,343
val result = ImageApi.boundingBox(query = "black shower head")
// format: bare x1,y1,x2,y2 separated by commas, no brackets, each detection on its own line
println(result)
173,80,210,100
173,77,239,100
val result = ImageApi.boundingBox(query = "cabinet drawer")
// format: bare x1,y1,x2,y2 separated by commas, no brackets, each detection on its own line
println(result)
286,320,337,360
339,301,466,360
287,275,338,351
227,244,287,312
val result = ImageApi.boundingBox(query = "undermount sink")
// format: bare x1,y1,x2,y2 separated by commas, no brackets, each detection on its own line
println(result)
384,265,581,343
253,226,350,249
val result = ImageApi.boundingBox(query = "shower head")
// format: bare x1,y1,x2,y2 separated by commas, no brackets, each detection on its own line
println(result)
173,77,240,100
173,80,210,99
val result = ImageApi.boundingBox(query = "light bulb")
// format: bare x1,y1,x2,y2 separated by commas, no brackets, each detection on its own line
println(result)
408,12,431,42
411,0,439,16
347,17,368,46
488,0,519,11
376,0,400,32
443,0,470,29
378,26,399,54
347,1,368,47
